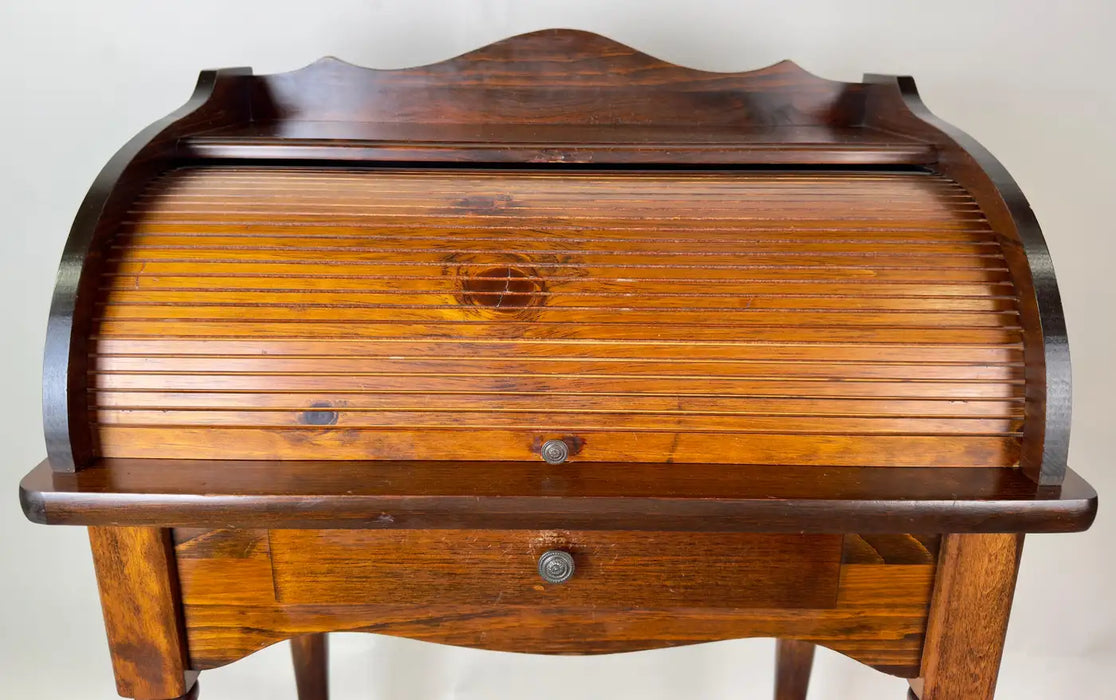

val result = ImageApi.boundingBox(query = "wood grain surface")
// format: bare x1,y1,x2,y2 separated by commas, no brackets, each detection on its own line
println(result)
21,458,1097,533
269,529,842,608
174,529,935,675
917,533,1022,699
89,527,195,699
183,122,936,166
90,166,1025,466
25,29,1092,700
865,74,1070,485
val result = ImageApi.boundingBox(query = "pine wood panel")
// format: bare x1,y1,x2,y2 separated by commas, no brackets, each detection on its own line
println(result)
173,529,935,675
91,167,1024,465
89,527,196,699
268,530,842,609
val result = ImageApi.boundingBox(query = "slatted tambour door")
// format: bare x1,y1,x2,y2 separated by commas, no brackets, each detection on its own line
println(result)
90,166,1024,466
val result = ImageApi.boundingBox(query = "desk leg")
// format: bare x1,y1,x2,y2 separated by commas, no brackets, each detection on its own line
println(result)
291,633,329,700
774,638,815,700
916,533,1023,700
89,526,196,699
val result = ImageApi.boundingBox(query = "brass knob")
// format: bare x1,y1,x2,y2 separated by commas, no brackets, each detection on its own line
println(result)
538,550,575,584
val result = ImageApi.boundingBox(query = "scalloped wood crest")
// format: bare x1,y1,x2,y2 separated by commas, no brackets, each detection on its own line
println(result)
283,29,837,87
252,28,865,126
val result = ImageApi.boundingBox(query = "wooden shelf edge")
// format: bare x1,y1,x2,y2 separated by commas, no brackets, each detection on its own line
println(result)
179,123,936,165
19,459,1096,533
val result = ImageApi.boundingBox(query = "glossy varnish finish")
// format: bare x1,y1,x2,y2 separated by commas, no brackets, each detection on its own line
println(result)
268,529,842,608
915,533,1023,699
290,634,328,700
44,68,252,471
20,28,1094,700
174,529,937,676
20,458,1098,533
91,166,1025,466
88,527,195,699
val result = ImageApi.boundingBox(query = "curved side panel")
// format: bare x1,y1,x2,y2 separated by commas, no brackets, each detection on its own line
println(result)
44,68,252,471
863,75,1070,485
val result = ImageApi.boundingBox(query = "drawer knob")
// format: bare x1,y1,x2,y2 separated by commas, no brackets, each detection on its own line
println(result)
538,550,575,584
540,439,569,464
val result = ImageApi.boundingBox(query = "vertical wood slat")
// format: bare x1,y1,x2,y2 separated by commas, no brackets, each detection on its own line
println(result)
89,526,195,699
917,533,1023,700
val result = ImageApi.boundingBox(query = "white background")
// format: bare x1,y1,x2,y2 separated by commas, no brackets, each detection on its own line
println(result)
0,2,1113,698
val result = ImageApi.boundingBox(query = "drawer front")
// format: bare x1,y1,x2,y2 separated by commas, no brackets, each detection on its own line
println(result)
268,529,842,609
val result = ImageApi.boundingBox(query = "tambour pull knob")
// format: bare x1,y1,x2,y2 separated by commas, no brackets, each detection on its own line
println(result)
537,550,575,584
540,439,569,465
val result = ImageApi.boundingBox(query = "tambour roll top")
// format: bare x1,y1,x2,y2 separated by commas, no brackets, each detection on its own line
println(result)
94,167,1022,467
44,29,1068,485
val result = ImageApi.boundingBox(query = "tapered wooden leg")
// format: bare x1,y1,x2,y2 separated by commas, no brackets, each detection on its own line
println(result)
166,683,200,700
915,533,1023,700
89,527,196,700
291,633,329,700
774,638,815,700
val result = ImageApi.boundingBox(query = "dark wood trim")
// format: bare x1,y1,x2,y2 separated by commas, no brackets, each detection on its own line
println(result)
248,30,869,127
862,75,1070,486
170,28,918,166
21,459,1096,533
775,639,815,700
180,123,936,165
43,67,253,472
291,634,329,700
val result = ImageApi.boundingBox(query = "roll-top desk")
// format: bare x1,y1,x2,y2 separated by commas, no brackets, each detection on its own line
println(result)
18,29,1096,700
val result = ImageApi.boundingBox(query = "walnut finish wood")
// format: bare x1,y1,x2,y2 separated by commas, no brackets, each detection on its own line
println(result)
183,122,936,165
775,639,816,700
290,634,329,700
39,29,1073,490
44,68,252,471
20,459,1097,533
173,529,934,676
21,28,1095,700
88,527,195,699
248,31,863,127
916,533,1022,700
864,75,1068,485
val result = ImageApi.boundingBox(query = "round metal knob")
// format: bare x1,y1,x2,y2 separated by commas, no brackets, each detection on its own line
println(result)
538,550,575,584
540,439,569,464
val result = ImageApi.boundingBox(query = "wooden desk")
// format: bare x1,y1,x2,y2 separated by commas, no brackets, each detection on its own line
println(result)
19,29,1096,700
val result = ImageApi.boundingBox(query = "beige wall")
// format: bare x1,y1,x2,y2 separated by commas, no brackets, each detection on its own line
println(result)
1,1,1112,697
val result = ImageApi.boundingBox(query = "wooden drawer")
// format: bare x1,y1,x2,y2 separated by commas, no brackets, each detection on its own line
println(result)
175,529,935,671
268,529,842,609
